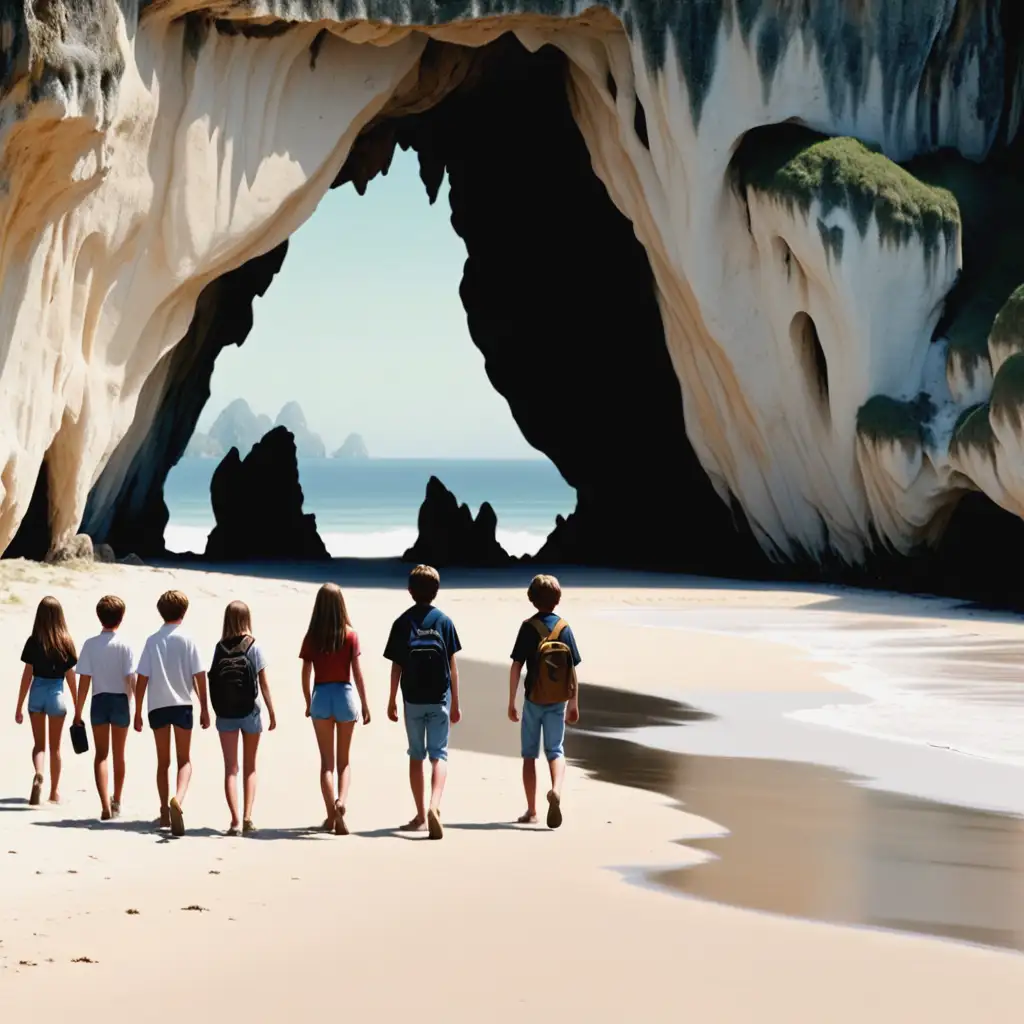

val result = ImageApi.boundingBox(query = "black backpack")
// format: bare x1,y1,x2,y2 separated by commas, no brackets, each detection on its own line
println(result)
400,609,450,705
209,635,258,718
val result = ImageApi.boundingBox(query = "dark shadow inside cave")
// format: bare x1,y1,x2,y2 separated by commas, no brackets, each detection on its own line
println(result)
78,34,757,575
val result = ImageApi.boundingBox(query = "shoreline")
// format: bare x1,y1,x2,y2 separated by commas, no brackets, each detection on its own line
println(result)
3,559,1024,1017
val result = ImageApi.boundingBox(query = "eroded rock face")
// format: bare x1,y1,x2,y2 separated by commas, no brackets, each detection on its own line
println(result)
403,476,512,568
0,2,1023,599
205,427,328,562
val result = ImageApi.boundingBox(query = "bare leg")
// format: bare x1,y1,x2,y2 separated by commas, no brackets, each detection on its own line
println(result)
548,756,565,796
111,725,128,810
429,759,448,815
313,718,337,823
219,730,240,830
29,712,46,785
407,759,426,826
335,722,355,813
522,758,538,819
47,714,66,802
172,726,193,806
153,727,171,820
241,732,260,823
92,723,112,818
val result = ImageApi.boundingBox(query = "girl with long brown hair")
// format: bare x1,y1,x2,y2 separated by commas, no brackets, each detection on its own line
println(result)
14,596,79,804
208,600,277,835
300,583,370,834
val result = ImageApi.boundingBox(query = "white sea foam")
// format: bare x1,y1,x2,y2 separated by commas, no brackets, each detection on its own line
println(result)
164,522,549,559
602,604,1024,769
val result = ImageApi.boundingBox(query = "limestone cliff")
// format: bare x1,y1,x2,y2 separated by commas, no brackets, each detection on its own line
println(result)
0,1,1023,598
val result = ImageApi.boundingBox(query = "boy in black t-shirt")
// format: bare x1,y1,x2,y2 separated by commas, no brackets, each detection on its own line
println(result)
384,565,462,840
508,575,581,829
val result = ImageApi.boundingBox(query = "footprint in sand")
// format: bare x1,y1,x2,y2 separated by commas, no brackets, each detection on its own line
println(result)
71,956,97,964
126,909,139,915
181,905,208,912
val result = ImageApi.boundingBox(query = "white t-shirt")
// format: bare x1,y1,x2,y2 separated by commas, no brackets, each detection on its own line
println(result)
77,631,135,697
137,624,204,711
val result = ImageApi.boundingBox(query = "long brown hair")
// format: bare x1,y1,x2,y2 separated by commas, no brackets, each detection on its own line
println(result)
32,596,77,662
303,583,350,654
222,600,253,641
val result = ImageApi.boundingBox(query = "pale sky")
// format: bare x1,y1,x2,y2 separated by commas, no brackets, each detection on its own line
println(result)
200,149,539,459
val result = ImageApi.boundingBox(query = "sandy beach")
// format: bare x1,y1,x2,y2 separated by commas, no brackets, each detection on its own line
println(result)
3,558,1024,1021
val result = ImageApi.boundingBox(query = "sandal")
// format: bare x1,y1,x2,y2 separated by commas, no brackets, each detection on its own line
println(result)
546,791,563,830
227,825,240,837
242,820,256,836
168,797,185,837
427,807,443,841
111,800,121,819
29,773,43,806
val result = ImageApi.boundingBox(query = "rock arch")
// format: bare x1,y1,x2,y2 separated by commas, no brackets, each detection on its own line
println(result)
0,2,1023,599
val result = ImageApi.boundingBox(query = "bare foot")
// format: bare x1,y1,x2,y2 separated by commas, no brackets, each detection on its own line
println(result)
399,817,427,832
227,823,240,837
111,800,121,819
333,802,348,836
101,809,112,822
47,794,60,806
29,774,43,806
427,807,443,841
546,790,562,830
517,811,538,824
159,807,171,829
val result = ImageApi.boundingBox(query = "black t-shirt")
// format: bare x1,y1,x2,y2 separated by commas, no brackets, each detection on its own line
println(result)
21,636,77,679
510,613,582,699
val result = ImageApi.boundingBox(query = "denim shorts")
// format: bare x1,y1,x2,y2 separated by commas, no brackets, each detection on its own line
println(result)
404,701,450,762
91,692,130,729
216,706,262,735
27,678,66,717
521,699,567,760
149,705,193,731
310,682,358,723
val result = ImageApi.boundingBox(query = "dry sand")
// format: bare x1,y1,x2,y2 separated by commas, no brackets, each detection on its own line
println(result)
1,559,1023,1021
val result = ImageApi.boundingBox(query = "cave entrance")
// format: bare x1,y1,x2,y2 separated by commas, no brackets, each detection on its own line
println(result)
79,33,753,573
161,142,576,560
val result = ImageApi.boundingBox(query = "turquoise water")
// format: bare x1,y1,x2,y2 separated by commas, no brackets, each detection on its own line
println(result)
164,457,576,557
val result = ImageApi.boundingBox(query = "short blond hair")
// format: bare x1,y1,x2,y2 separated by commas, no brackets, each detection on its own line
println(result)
408,564,440,604
157,590,189,622
527,574,562,612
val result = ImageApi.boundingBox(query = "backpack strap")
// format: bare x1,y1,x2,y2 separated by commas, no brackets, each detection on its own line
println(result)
531,618,566,644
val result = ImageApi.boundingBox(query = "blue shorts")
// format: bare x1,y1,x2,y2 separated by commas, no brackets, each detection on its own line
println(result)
149,705,193,731
521,699,567,761
310,683,358,723
91,693,130,729
404,701,450,762
28,678,66,717
216,706,263,735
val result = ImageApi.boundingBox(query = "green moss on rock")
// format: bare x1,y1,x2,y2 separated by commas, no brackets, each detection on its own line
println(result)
856,392,934,452
990,352,1024,431
911,153,1024,376
734,124,959,260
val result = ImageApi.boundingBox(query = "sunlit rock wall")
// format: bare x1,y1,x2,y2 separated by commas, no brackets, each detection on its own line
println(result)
1,0,1023,579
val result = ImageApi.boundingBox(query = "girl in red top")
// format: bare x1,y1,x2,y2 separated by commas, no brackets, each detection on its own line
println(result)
300,583,370,834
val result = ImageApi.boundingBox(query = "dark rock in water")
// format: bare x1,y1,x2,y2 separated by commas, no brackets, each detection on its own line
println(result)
205,427,329,562
404,477,512,568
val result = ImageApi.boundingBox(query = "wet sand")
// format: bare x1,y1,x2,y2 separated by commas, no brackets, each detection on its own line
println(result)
456,660,1024,953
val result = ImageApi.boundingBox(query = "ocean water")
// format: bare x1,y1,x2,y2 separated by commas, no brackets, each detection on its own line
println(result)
164,457,575,558
602,601,1024,770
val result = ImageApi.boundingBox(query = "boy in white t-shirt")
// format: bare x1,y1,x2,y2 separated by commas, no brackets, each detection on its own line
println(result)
134,590,210,836
73,596,136,821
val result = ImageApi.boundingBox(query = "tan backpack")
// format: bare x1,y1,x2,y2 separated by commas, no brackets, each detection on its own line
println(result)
529,618,577,706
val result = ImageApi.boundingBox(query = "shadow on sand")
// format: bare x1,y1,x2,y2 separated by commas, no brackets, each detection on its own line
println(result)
455,660,1024,954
